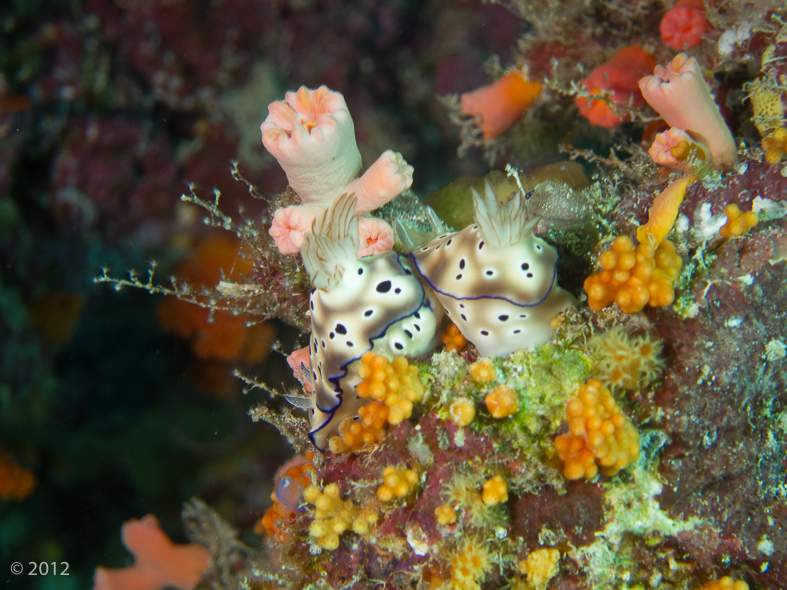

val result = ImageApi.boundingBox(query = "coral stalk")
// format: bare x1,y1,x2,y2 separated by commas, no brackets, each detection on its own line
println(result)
639,54,737,166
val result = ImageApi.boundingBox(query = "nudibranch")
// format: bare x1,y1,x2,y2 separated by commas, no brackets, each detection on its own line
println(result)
300,193,442,450
409,183,574,357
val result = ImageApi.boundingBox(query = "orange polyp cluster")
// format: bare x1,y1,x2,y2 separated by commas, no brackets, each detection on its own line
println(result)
434,504,458,525
554,379,640,480
484,385,519,418
719,204,759,239
355,352,424,425
584,236,682,314
442,322,469,353
0,450,37,501
329,401,389,454
699,577,749,590
376,466,419,502
469,359,496,384
449,398,477,426
481,475,508,506
303,483,378,550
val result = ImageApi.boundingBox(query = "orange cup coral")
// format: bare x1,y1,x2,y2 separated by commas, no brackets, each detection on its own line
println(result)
481,475,508,506
441,322,469,353
575,46,657,128
460,69,542,139
376,466,419,501
355,352,425,426
484,385,519,418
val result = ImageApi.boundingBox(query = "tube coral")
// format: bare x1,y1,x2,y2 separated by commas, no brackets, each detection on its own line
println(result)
268,206,318,255
345,150,414,213
575,46,656,128
357,217,394,257
460,69,542,139
261,86,362,205
262,86,413,254
648,128,707,174
639,54,737,166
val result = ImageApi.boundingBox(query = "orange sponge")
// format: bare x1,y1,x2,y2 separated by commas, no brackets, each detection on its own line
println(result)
460,70,542,139
93,515,210,590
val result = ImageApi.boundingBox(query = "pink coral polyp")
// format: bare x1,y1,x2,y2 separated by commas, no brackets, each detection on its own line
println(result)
269,206,317,254
357,218,394,257
649,127,704,173
639,54,737,167
660,7,709,51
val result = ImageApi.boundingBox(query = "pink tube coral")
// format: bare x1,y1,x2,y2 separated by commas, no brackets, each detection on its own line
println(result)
287,346,313,392
261,86,363,205
649,127,707,174
638,54,737,166
268,206,317,255
346,150,414,213
357,217,394,257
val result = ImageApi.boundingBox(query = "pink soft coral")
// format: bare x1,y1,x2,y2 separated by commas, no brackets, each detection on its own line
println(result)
93,515,210,590
649,127,707,174
357,218,394,257
638,54,737,167
269,206,318,254
262,86,413,255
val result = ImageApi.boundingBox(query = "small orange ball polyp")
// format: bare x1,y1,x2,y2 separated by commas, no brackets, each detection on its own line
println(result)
481,475,508,506
450,398,476,426
469,359,496,384
484,385,518,418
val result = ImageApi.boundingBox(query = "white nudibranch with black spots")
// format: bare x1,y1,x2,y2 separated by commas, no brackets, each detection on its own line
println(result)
410,182,574,357
300,193,442,450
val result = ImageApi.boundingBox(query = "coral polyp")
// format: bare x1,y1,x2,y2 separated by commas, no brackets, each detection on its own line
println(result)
588,327,664,391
